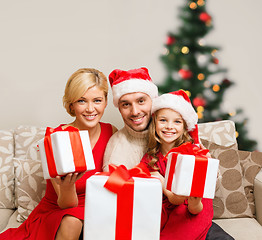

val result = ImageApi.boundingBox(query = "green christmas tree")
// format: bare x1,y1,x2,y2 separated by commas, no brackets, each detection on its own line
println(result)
158,0,257,151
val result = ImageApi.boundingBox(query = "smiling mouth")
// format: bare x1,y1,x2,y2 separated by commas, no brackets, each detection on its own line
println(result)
162,131,175,136
131,116,145,124
84,114,97,120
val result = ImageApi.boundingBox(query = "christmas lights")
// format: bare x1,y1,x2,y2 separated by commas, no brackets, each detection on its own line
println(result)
181,46,190,54
189,2,197,10
197,0,205,7
197,73,205,80
212,84,220,92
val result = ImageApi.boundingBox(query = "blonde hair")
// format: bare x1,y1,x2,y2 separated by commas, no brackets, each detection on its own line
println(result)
63,68,108,116
147,110,193,169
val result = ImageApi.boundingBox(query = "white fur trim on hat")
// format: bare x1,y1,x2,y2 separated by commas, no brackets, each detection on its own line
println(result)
112,79,158,107
152,93,198,131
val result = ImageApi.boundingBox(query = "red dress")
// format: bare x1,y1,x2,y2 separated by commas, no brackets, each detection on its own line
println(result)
141,152,213,240
0,122,113,240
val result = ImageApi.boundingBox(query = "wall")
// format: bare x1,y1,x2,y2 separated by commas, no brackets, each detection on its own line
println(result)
0,0,261,150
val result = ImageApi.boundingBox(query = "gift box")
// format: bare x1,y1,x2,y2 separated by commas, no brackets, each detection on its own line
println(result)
84,164,162,240
38,127,95,179
164,145,219,199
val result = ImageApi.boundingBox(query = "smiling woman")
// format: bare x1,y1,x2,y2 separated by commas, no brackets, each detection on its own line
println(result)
70,86,107,133
0,68,117,240
62,68,111,148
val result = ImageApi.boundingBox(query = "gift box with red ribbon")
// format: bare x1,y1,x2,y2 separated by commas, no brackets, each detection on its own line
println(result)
84,163,162,240
38,126,95,179
164,142,219,199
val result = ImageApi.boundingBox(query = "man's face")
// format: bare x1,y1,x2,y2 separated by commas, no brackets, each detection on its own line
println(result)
118,92,152,132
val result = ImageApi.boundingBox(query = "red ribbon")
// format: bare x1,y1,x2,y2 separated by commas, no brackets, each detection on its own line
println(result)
44,126,87,178
165,142,209,198
103,163,151,240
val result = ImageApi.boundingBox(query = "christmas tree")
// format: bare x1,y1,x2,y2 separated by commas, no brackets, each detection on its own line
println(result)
158,0,257,151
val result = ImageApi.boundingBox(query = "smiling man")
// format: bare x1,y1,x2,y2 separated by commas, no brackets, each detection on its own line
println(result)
102,67,158,171
102,67,234,240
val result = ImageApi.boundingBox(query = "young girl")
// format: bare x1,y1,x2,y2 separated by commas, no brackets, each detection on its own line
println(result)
0,68,117,240
141,90,213,240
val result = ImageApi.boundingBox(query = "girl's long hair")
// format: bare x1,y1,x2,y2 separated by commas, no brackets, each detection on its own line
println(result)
147,110,193,169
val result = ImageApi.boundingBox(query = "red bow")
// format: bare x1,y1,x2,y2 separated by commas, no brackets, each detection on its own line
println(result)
104,162,151,193
44,126,86,178
164,142,209,161
102,163,151,240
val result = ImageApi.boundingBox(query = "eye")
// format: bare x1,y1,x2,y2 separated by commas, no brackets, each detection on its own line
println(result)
94,99,102,103
77,99,86,104
138,98,145,104
121,102,130,108
159,118,166,122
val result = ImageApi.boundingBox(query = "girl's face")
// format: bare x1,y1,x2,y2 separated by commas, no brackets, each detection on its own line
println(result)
70,86,107,130
155,108,185,146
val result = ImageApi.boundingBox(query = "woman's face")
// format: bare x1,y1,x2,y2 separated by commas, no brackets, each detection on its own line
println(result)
70,86,107,130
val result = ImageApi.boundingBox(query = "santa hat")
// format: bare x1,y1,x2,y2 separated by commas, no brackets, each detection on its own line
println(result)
152,90,200,144
109,67,158,107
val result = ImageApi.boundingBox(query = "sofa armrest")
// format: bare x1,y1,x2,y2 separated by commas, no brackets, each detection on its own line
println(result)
254,169,262,226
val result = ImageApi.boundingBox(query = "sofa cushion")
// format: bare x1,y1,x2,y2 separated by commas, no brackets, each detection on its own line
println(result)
13,126,46,222
238,150,262,216
0,210,22,233
14,125,45,160
198,120,237,147
201,139,253,219
214,218,262,240
0,130,15,209
0,209,15,233
14,158,46,222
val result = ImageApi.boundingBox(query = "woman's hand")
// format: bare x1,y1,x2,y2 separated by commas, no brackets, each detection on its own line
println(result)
54,172,85,187
187,197,203,214
51,172,85,209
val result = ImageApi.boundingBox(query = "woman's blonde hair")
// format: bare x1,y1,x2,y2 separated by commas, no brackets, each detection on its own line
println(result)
147,110,193,169
63,68,108,116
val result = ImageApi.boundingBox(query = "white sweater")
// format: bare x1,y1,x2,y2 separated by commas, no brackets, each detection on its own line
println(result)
103,124,148,171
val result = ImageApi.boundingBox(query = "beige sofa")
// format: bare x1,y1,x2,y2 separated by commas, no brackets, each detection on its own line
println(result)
0,120,262,239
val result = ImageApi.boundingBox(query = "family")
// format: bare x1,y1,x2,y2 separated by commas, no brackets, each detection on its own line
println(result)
0,67,234,240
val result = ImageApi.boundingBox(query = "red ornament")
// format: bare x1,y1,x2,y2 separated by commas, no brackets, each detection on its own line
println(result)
199,12,212,23
193,97,206,107
166,36,176,45
213,58,219,64
222,78,232,86
178,69,193,79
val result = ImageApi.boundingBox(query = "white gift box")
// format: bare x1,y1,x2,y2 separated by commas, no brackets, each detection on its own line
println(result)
38,130,95,179
84,175,162,240
165,153,219,199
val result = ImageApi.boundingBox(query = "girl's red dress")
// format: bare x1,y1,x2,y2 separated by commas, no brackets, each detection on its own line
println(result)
0,122,113,240
141,152,213,240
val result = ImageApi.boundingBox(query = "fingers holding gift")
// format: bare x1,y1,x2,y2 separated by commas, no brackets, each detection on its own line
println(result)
164,189,187,205
55,172,83,185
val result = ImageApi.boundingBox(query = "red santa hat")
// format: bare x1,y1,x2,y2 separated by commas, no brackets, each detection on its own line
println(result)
152,90,200,144
109,67,158,107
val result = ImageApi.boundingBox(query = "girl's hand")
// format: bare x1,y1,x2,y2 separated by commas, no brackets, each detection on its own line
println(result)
150,171,187,205
188,197,203,214
164,189,187,205
199,143,211,158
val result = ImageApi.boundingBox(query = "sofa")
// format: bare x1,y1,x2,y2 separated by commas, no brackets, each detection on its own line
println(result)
0,120,262,239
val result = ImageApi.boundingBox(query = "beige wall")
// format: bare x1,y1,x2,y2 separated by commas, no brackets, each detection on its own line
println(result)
0,0,261,150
